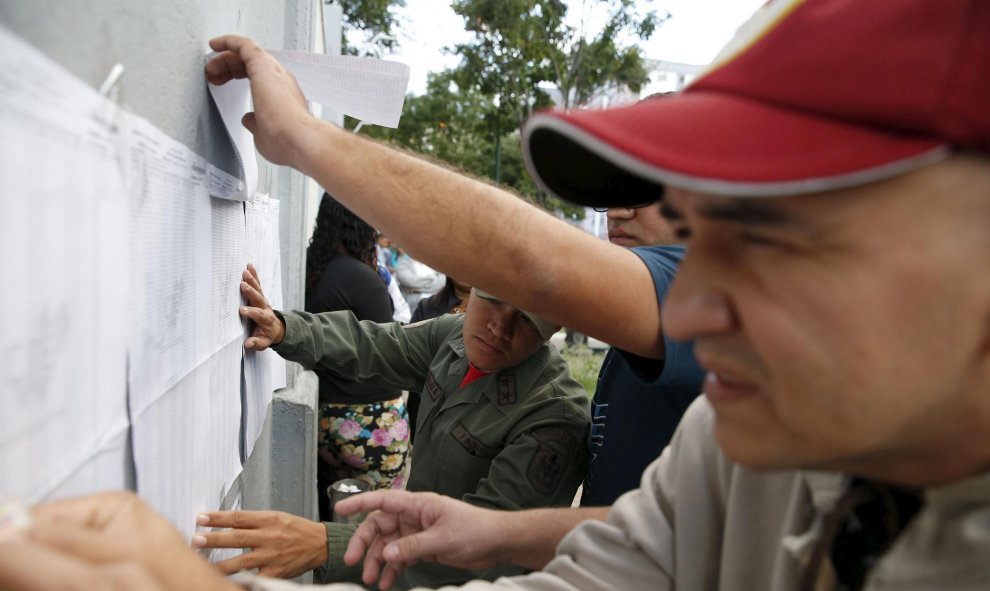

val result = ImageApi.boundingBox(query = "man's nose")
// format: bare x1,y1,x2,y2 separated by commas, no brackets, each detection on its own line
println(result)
488,308,518,340
607,207,636,220
661,258,736,342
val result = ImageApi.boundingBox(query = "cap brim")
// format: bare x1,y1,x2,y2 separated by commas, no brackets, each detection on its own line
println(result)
522,90,949,206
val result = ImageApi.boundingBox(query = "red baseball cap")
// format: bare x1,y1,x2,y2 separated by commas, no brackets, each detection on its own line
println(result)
522,0,990,206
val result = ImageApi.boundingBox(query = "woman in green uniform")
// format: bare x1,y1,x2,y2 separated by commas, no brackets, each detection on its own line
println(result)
194,265,590,590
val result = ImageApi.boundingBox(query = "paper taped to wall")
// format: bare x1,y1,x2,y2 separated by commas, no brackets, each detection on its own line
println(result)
208,49,409,201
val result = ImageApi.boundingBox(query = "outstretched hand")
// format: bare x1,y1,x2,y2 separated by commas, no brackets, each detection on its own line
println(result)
193,510,327,579
338,490,507,590
205,35,318,170
0,492,239,591
240,263,285,350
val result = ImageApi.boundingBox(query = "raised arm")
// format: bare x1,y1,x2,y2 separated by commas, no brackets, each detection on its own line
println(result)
206,36,663,359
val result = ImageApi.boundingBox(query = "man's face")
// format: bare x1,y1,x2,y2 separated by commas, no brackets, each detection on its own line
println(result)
462,291,546,372
607,202,676,247
659,155,990,485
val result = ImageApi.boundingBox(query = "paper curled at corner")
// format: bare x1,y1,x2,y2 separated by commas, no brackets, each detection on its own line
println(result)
269,50,410,128
207,49,409,201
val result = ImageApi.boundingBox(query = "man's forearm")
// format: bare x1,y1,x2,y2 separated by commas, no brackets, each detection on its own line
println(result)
495,507,610,571
291,120,664,359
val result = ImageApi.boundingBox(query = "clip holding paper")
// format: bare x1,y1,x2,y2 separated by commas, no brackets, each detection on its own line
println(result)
99,62,126,101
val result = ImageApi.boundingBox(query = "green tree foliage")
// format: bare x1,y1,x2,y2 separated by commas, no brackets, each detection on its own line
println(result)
353,71,555,213
451,0,667,119
331,0,405,55
550,0,667,108
354,1,664,218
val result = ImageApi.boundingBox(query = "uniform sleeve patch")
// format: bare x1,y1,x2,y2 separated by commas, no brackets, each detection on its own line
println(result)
424,372,442,402
496,375,517,405
450,423,498,458
527,427,577,494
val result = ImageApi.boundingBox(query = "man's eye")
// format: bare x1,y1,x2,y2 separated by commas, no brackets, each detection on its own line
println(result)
673,226,692,241
737,232,781,247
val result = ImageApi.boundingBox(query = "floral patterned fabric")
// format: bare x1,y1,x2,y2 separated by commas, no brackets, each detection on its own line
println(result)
317,396,411,491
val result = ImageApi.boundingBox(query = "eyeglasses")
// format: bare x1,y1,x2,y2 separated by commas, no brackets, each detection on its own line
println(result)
592,200,659,213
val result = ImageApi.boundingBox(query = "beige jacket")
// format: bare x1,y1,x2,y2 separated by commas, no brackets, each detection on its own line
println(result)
240,398,990,591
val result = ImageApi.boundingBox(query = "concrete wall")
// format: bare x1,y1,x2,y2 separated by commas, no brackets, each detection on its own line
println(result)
0,0,323,546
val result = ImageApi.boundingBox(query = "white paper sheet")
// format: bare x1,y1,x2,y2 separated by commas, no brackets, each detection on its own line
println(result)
206,78,257,202
0,25,289,527
208,163,245,200
0,24,130,502
131,352,209,540
126,116,213,416
269,50,410,128
266,199,288,392
210,197,248,355
204,339,243,514
203,489,244,564
132,339,242,541
242,193,286,457
207,48,409,201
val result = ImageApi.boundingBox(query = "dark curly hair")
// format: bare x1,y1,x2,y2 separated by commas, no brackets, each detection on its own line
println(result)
306,192,379,293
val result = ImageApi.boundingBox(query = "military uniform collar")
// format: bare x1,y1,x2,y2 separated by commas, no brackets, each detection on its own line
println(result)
445,336,555,413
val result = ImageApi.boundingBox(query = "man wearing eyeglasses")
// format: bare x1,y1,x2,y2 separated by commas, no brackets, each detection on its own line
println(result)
581,200,704,507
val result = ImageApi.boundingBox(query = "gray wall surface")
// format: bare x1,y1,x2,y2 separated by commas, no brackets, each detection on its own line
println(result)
0,0,322,543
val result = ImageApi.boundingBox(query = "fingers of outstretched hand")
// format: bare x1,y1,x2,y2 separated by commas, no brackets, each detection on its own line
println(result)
210,547,295,579
32,491,140,531
241,112,258,135
335,489,419,518
27,520,169,567
241,267,265,297
246,263,262,285
240,286,269,315
191,529,259,552
239,303,267,325
205,36,258,84
210,553,255,576
197,510,268,530
345,509,399,565
355,532,385,586
359,534,410,591
204,50,248,85
211,545,291,578
379,560,410,591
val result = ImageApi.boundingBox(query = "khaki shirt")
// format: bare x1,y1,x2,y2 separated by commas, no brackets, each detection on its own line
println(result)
273,311,590,589
242,396,990,591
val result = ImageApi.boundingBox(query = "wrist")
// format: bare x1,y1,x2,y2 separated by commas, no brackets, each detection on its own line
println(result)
272,310,287,345
492,510,526,568
308,520,331,571
293,117,341,180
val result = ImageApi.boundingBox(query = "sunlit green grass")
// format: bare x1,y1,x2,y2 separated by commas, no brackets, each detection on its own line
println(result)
559,344,606,399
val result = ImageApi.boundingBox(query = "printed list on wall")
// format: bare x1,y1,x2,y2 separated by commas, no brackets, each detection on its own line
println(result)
0,24,283,541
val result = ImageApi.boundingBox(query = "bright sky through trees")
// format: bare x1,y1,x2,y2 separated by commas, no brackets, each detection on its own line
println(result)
385,0,766,94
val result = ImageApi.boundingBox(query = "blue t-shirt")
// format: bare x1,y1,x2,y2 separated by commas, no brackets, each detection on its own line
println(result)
580,245,705,506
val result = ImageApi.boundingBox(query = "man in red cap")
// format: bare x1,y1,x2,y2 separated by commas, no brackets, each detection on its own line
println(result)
3,1,989,590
